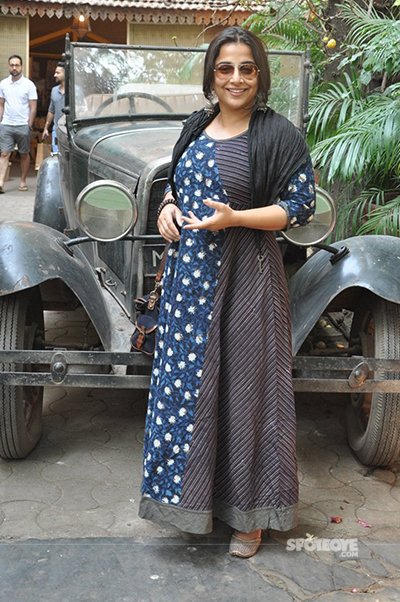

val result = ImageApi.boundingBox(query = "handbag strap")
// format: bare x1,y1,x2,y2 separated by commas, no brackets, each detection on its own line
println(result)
147,244,169,310
155,243,169,283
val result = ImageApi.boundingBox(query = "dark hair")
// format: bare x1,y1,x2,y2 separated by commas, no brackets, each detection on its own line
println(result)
203,27,270,108
8,54,22,66
57,62,65,69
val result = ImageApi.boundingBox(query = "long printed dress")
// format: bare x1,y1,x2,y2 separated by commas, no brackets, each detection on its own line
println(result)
139,131,315,534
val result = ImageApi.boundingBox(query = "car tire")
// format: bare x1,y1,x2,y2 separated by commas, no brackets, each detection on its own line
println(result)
346,295,400,467
0,289,44,459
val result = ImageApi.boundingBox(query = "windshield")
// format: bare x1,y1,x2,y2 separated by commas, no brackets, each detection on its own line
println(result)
71,45,306,127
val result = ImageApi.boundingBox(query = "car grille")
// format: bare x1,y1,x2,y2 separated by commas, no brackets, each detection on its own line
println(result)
141,173,169,293
146,175,168,235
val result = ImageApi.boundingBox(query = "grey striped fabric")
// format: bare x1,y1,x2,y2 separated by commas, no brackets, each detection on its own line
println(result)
178,134,298,532
139,133,298,534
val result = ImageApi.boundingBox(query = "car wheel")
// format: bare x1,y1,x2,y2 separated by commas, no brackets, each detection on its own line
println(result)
346,296,400,467
0,289,44,459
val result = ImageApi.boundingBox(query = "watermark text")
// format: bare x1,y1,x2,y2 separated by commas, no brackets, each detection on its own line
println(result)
286,537,358,558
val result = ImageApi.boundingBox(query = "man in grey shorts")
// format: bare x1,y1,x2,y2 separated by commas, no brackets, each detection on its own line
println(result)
42,62,65,153
0,54,37,193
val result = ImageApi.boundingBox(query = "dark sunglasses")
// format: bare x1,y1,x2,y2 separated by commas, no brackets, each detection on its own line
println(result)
214,62,260,80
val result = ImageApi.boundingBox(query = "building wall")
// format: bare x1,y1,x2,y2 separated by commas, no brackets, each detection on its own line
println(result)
0,16,29,80
128,23,221,47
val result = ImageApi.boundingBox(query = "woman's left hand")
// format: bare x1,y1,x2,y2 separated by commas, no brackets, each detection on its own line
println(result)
182,199,236,232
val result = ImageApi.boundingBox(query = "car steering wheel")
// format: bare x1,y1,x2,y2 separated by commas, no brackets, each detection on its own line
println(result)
94,92,173,116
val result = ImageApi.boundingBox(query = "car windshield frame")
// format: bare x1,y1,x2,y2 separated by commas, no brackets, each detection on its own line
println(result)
66,42,308,130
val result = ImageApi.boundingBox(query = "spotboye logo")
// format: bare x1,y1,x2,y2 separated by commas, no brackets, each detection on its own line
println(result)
286,537,358,558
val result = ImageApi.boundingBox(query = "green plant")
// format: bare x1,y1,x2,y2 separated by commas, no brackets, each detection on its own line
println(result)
307,73,365,145
245,1,328,82
312,83,400,182
337,1,400,86
308,1,400,236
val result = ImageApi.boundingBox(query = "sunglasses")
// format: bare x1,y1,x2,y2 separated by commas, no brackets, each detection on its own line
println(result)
214,62,260,80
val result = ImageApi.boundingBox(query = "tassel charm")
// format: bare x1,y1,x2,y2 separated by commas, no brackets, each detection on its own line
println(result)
258,253,264,274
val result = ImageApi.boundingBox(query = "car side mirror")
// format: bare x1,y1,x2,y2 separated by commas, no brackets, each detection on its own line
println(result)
280,186,336,247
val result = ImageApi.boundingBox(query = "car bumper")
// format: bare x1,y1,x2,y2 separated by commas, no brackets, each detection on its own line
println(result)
0,350,399,392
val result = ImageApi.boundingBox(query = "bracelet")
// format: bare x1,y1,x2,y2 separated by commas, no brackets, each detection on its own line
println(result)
157,197,179,220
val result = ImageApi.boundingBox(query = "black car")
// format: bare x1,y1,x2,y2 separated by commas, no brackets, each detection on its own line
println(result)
1,38,400,467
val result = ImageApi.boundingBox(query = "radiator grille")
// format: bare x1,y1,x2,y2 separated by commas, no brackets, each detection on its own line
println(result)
146,175,168,234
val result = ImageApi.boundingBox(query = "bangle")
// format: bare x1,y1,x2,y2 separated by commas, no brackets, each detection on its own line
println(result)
157,197,179,220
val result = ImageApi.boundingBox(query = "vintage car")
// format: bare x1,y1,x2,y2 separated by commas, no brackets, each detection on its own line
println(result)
0,39,399,467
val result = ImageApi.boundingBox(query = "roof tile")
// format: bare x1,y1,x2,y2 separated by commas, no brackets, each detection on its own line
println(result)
5,0,257,10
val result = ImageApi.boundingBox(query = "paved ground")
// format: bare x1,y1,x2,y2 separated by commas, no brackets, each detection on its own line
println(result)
0,162,400,601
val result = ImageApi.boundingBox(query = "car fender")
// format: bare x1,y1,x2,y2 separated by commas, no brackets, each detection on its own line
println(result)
33,156,66,232
289,235,400,354
0,221,112,349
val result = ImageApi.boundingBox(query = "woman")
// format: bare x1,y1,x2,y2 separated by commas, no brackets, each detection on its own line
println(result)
139,26,315,558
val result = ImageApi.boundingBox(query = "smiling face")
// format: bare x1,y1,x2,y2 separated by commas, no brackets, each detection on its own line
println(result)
212,42,259,114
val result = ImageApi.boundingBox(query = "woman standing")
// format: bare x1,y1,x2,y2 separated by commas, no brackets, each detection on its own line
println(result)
139,26,315,558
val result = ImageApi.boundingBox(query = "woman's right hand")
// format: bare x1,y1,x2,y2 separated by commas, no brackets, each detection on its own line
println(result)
157,203,183,242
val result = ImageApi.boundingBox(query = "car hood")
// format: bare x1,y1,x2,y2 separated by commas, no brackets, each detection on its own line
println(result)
74,120,184,183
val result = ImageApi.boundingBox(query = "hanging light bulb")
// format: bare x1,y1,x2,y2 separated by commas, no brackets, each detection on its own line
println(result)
71,12,91,40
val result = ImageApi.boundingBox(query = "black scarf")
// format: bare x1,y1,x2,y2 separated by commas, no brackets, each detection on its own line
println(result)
168,105,309,208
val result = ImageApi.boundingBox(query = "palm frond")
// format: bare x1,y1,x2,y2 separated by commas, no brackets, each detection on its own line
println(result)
357,195,400,236
263,19,315,44
340,1,400,77
349,188,387,234
257,32,304,50
335,187,391,238
245,7,327,81
308,74,365,141
341,1,399,44
312,89,400,182
246,0,400,238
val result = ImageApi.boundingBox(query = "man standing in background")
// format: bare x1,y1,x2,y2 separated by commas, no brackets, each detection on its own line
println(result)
42,62,65,153
0,54,37,193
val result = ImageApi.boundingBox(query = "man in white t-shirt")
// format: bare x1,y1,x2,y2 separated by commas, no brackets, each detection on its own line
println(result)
0,54,38,193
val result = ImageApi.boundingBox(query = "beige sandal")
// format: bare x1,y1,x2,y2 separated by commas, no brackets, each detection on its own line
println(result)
229,531,262,558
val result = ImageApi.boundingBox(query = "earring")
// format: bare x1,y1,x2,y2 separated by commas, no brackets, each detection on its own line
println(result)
256,94,267,111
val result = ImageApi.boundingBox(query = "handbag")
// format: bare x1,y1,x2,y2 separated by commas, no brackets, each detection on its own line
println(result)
130,245,169,355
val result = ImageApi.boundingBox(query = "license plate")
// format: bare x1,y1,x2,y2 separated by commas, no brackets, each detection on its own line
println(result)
143,243,166,279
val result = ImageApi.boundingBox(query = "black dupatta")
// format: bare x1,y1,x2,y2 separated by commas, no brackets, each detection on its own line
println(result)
168,106,310,208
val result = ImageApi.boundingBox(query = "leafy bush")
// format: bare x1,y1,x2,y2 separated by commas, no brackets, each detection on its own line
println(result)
309,2,400,236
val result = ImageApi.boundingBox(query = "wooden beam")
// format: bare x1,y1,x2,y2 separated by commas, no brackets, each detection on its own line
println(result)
30,52,65,60
30,27,70,48
86,32,111,44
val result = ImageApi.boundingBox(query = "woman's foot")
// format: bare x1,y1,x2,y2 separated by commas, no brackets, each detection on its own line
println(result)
229,529,262,558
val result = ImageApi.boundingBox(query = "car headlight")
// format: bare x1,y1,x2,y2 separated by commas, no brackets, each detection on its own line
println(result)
75,180,138,242
280,186,336,247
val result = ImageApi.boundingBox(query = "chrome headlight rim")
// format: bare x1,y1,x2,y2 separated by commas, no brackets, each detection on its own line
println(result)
75,179,138,242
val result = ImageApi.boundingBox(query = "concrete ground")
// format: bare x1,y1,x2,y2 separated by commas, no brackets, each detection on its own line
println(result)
0,162,399,601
